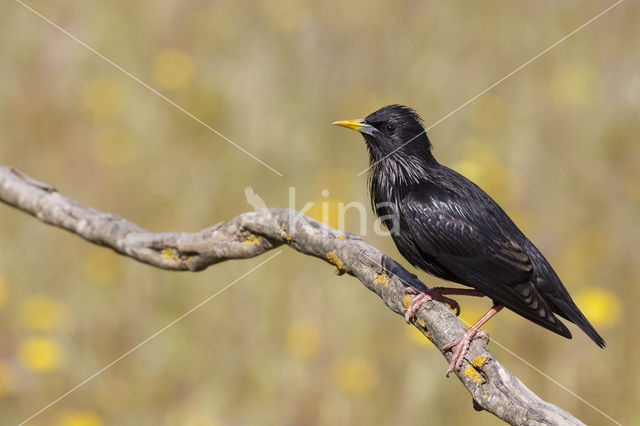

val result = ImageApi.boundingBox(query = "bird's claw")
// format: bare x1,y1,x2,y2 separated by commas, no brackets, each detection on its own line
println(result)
443,329,490,377
404,287,461,322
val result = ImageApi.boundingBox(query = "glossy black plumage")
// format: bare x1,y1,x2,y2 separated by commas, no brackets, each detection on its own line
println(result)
352,105,604,347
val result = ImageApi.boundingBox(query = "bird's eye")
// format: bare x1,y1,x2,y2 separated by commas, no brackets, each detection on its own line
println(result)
384,123,396,134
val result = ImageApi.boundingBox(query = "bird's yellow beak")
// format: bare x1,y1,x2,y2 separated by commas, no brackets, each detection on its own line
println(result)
332,119,376,136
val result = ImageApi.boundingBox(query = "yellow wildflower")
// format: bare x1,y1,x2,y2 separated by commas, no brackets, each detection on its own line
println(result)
0,362,15,397
93,126,136,167
83,247,120,285
153,49,194,90
19,296,69,332
82,77,123,119
18,337,64,372
0,276,7,308
333,357,379,394
574,287,622,328
56,410,103,426
286,320,320,358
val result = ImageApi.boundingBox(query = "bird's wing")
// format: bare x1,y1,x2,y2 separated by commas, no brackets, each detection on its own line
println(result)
402,185,571,337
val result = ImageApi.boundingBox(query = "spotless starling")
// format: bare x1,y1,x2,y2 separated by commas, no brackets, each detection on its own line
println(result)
334,105,605,375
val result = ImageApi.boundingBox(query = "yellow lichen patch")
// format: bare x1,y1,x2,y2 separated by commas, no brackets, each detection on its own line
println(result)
18,337,64,372
417,318,426,328
471,355,487,368
162,248,179,260
243,234,262,246
402,295,411,310
464,365,484,383
278,225,293,243
326,251,349,274
333,358,379,395
338,235,345,240
376,274,389,288
19,296,70,332
286,320,320,359
55,410,104,426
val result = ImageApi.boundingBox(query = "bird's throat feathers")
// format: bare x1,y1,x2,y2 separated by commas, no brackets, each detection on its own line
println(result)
368,148,439,213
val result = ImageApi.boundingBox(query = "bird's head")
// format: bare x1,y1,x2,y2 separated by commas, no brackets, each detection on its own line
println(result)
333,104,434,164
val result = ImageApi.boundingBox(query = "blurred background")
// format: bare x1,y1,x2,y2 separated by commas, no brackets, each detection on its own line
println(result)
0,0,638,424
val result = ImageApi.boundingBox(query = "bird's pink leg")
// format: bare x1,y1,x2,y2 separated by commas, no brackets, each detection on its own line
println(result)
442,304,504,376
404,287,485,321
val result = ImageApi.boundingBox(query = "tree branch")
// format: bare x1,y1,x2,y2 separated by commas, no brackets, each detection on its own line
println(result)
0,165,584,425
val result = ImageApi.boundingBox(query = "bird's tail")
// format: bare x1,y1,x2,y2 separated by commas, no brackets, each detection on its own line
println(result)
552,295,606,348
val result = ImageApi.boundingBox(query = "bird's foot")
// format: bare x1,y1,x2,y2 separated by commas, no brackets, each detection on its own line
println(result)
404,287,461,322
442,329,490,377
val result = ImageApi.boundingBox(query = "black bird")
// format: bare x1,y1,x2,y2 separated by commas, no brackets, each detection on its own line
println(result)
333,105,605,375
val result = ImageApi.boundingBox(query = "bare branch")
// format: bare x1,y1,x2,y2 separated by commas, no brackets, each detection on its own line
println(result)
0,165,584,425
